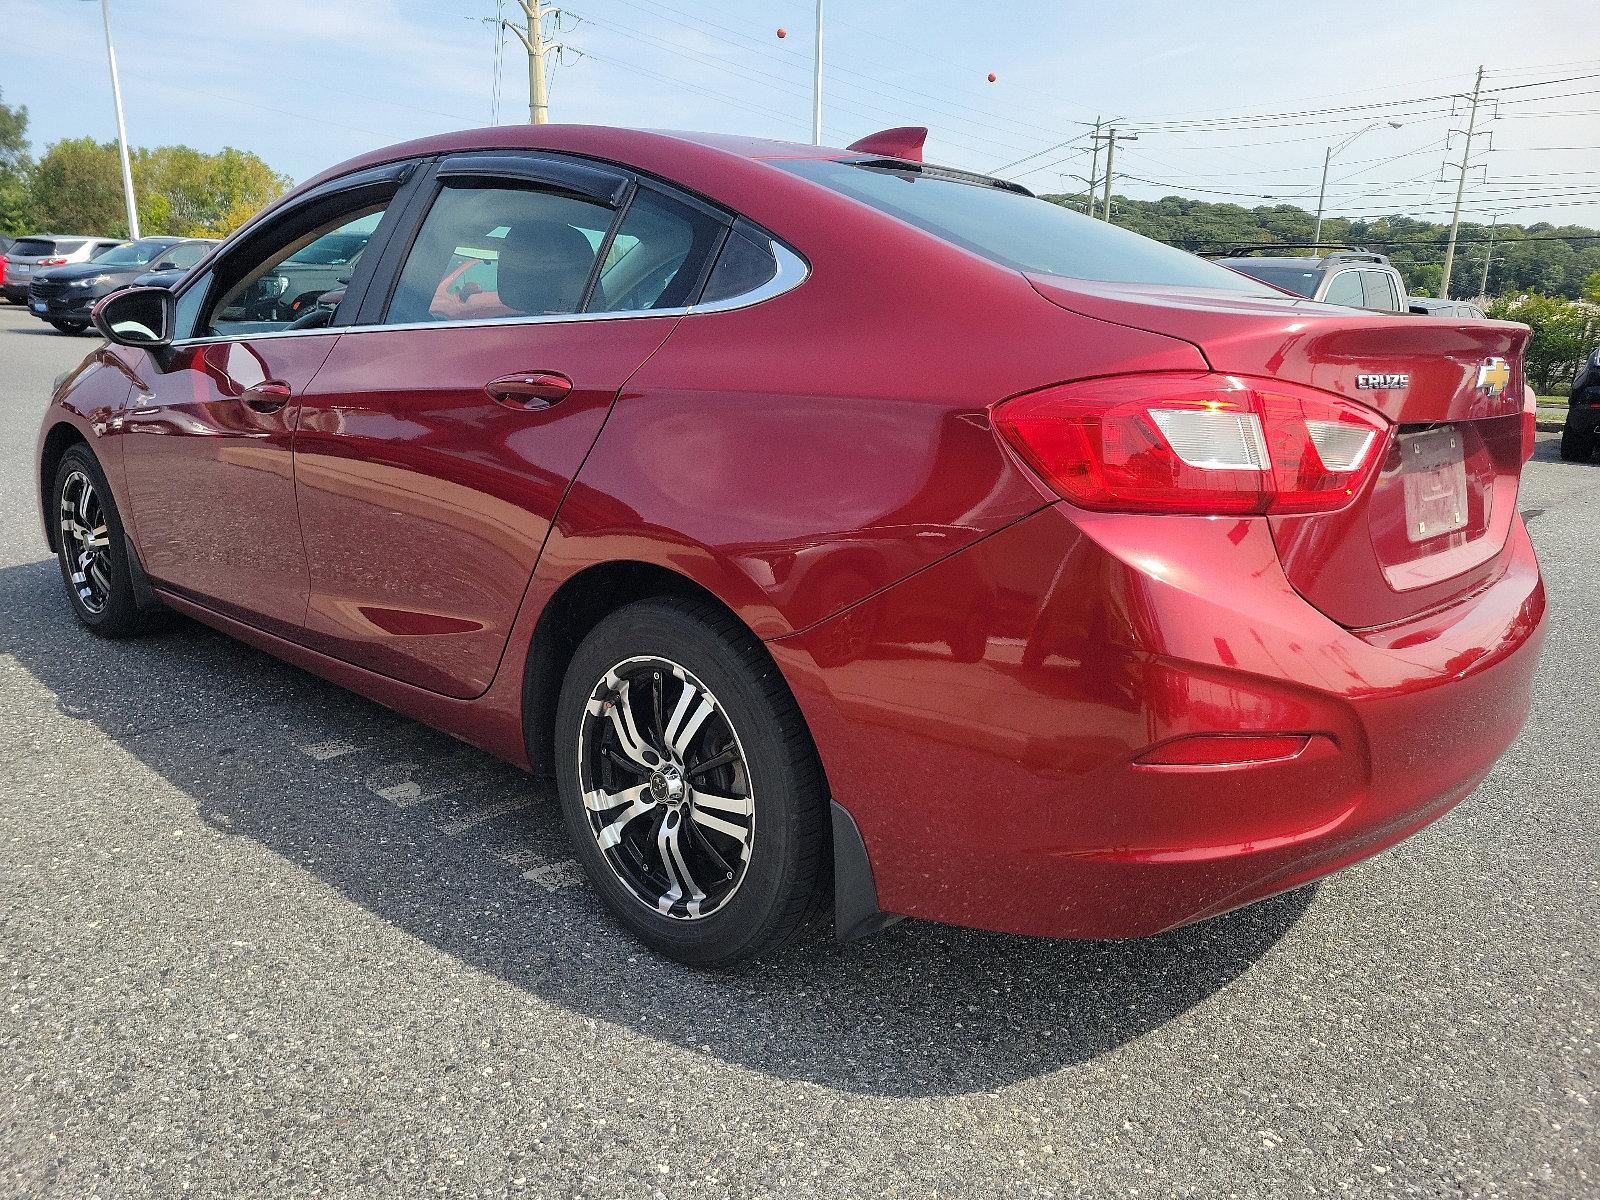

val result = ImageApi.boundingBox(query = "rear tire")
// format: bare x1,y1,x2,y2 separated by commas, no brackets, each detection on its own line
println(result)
47,320,89,335
553,597,829,967
1560,422,1595,463
51,446,165,638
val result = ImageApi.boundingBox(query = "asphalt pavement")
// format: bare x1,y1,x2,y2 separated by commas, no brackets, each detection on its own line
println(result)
1,303,1595,1198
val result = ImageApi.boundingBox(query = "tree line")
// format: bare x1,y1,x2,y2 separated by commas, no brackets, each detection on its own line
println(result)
0,90,289,240
1043,191,1600,303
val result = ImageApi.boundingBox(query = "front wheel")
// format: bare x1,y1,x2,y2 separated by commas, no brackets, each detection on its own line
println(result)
52,446,165,637
48,320,89,335
554,598,830,967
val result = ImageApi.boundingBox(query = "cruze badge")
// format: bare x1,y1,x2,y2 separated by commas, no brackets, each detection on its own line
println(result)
1477,357,1511,399
1356,373,1409,390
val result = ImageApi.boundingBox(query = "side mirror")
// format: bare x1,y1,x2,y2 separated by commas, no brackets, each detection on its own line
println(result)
91,286,176,348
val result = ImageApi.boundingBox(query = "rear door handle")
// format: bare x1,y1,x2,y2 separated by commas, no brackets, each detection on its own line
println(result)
486,371,573,410
242,380,292,413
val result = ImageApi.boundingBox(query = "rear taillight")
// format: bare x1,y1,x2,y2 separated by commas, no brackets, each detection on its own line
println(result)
993,372,1390,516
1521,385,1538,463
0,256,7,285
37,256,68,266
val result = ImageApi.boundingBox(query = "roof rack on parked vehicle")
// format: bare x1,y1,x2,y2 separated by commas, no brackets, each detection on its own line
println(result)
1201,243,1386,261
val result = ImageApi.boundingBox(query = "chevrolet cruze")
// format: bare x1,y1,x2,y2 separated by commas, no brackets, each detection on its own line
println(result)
37,124,1545,966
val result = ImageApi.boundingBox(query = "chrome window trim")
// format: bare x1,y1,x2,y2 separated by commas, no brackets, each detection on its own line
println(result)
165,242,807,349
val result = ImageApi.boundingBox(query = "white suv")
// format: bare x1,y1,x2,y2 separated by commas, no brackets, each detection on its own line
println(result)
2,235,126,304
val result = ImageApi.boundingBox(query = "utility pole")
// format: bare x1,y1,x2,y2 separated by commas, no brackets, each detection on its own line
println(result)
1478,213,1500,299
811,0,823,145
1439,65,1487,299
99,0,139,239
1099,128,1136,223
501,0,557,124
1084,116,1104,216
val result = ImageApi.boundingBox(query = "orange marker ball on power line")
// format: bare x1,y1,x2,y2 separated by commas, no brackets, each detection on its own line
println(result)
776,28,787,38
987,72,997,82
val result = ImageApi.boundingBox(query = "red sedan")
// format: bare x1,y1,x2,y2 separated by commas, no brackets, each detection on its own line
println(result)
38,125,1544,966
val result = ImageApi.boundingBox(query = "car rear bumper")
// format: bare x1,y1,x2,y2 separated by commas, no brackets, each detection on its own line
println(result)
769,502,1546,939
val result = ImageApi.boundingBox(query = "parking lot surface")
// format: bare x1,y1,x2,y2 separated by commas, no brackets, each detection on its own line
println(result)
1,304,1595,1198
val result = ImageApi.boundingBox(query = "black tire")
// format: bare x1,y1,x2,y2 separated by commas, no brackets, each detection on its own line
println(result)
51,446,165,638
1559,422,1595,463
553,597,830,967
48,320,88,335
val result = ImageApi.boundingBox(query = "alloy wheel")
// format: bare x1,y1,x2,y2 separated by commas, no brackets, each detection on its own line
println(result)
59,469,113,615
576,655,755,920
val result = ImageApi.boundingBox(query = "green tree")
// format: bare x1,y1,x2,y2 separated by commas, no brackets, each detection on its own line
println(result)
27,137,290,238
1040,191,1600,301
1487,293,1594,393
27,137,125,234
136,144,291,237
0,88,32,236
1583,270,1600,305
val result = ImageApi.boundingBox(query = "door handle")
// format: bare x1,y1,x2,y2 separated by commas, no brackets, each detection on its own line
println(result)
242,380,292,414
486,371,573,410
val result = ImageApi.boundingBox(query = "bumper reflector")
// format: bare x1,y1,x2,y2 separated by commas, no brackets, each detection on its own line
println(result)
1136,734,1313,767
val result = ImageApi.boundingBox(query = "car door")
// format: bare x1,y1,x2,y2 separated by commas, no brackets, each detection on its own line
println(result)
291,153,728,698
115,163,421,637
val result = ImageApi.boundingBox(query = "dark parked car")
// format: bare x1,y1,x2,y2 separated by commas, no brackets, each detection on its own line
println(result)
1562,347,1600,462
2,234,126,305
129,238,219,290
1214,248,1410,313
27,236,191,333
38,124,1544,967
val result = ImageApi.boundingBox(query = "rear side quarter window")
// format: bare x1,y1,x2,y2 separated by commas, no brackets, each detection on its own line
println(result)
700,223,780,304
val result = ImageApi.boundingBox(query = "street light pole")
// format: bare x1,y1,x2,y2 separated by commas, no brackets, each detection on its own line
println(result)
811,0,823,145
1312,145,1333,247
1478,213,1500,299
99,0,139,239
1312,120,1401,248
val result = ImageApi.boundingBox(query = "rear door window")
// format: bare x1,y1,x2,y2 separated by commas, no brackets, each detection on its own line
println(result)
1360,271,1401,312
9,238,56,257
1322,270,1366,308
587,187,725,313
386,182,615,324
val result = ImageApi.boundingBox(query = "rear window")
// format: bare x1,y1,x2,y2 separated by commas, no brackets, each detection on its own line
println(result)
775,157,1270,292
1221,259,1319,297
10,238,62,257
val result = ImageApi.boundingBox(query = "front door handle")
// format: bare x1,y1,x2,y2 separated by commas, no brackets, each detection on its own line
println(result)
242,380,292,414
486,371,573,410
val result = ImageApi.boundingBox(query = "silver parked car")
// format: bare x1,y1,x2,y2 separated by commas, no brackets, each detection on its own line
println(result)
2,235,126,304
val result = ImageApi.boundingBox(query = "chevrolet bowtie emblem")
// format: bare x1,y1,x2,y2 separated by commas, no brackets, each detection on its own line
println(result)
1477,357,1511,399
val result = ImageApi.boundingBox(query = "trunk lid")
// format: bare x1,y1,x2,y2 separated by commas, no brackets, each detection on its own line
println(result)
1030,275,1532,629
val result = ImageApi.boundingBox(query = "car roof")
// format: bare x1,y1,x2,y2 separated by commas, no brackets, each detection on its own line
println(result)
291,124,843,202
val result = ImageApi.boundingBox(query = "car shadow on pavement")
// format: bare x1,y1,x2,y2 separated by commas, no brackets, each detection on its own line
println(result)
0,559,1313,1098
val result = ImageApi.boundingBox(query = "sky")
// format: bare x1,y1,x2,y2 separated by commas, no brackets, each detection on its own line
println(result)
5,0,1599,228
